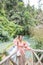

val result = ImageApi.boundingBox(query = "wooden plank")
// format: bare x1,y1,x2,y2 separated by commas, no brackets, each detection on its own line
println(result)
32,49,43,52
39,54,43,61
10,59,17,65
0,50,17,65
33,52,42,65
2,59,10,65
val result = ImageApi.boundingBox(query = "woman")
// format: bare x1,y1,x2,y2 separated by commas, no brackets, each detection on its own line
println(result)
13,35,31,65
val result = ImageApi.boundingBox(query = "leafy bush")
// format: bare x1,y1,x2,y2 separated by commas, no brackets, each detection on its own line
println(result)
0,16,23,42
31,25,43,49
30,25,43,62
0,56,2,61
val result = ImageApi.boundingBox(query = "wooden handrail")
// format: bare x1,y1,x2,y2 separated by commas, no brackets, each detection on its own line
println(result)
0,50,17,65
0,48,43,65
32,49,43,52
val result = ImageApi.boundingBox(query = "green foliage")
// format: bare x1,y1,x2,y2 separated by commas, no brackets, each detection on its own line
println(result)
18,2,24,11
5,0,18,10
18,0,22,2
0,0,43,62
0,56,2,61
30,25,43,50
0,0,43,51
0,16,23,42
34,26,43,41
0,16,10,42
29,36,43,62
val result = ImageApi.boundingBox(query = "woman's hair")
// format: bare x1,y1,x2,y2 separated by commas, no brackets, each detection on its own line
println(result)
18,35,20,38
17,35,23,39
17,33,22,37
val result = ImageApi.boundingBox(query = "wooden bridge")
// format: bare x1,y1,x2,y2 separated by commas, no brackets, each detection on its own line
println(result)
0,48,43,65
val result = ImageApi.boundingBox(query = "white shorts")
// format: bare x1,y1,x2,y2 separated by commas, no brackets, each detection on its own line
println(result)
17,50,21,56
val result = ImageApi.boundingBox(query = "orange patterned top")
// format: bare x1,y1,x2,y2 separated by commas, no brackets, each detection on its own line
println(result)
13,39,30,55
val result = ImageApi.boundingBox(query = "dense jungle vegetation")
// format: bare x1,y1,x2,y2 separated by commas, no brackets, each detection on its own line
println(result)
0,0,43,50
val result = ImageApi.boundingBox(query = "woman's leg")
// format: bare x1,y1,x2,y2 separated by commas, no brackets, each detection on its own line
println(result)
17,56,22,65
22,54,26,65
17,54,26,65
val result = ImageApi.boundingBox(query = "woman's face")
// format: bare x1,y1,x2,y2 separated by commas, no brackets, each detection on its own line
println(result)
20,35,23,41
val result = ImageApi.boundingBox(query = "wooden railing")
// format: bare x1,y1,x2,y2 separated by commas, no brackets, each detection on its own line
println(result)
0,50,17,65
0,49,43,65
25,49,43,65
32,49,43,65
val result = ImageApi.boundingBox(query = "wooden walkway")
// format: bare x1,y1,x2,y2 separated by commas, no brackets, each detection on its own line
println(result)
0,48,43,65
